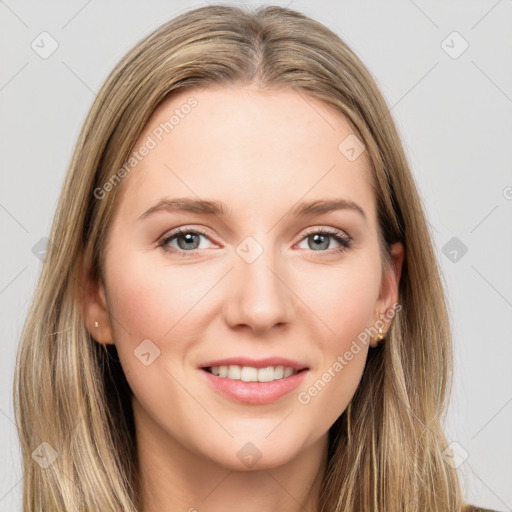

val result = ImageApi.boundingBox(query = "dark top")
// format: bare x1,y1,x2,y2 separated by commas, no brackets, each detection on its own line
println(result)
465,505,501,512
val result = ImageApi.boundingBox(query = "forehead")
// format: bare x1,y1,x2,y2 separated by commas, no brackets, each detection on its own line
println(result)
113,85,375,225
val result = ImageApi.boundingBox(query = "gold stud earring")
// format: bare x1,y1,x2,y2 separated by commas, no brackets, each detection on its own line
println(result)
376,327,385,343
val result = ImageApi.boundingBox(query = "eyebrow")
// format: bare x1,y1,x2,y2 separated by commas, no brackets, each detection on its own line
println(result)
138,197,367,222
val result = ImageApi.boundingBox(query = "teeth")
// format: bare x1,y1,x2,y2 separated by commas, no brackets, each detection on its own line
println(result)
208,365,299,382
241,366,258,382
227,365,241,380
284,367,294,378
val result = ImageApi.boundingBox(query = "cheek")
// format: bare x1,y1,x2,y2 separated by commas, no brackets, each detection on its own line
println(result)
103,251,205,433
292,251,381,345
103,250,222,393
105,249,213,342
297,292,372,434
292,254,379,419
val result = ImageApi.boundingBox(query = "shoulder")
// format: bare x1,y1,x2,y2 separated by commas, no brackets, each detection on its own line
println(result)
464,505,502,512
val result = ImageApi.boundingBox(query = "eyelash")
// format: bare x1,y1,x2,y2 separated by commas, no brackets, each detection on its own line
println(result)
157,226,353,258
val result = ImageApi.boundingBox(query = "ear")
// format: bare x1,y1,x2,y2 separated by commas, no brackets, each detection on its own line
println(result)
370,241,405,347
80,257,115,346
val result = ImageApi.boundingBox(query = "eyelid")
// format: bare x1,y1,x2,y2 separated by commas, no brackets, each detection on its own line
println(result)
300,225,351,241
157,226,215,247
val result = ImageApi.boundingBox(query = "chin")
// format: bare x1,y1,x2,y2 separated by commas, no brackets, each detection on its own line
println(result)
200,434,310,472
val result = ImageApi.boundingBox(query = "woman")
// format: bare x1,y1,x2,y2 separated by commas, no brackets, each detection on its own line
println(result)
14,4,498,511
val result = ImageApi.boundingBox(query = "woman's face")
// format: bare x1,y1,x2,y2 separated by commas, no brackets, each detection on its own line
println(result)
88,85,403,471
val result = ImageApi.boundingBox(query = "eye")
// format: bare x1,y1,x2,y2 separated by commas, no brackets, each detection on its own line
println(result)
296,228,353,255
157,226,353,258
158,227,215,257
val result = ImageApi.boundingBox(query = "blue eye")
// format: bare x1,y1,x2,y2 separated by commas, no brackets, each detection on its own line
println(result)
158,228,212,257
158,227,352,257
299,228,352,254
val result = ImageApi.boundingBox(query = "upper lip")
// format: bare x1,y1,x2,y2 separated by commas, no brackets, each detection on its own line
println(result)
200,357,309,371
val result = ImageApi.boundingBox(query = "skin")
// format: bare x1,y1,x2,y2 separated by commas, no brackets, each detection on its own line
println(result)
84,85,404,512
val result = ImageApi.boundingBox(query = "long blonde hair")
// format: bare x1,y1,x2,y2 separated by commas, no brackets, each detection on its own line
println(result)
15,4,468,511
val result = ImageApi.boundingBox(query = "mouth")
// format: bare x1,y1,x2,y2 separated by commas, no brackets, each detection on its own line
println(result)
202,364,308,382
198,357,310,405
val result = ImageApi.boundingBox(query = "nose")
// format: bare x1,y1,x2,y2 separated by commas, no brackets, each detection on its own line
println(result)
223,245,294,335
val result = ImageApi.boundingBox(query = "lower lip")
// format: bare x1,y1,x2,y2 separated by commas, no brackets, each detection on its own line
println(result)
200,368,308,405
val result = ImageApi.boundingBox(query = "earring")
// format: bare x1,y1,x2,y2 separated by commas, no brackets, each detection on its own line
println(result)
375,327,385,343
94,321,99,328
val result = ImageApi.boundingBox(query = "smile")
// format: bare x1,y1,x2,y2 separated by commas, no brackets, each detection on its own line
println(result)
199,358,309,405
204,364,301,382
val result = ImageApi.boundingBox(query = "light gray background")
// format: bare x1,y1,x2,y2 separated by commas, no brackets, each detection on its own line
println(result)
1,1,511,510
